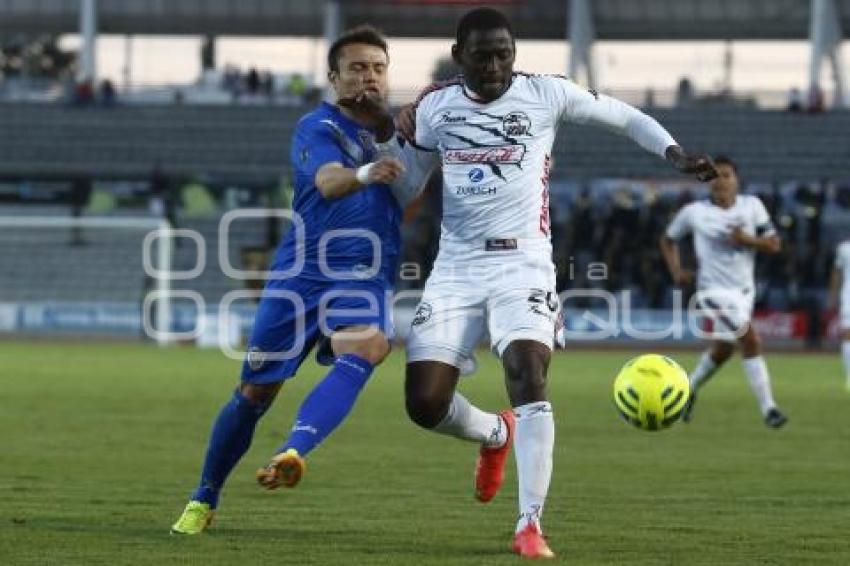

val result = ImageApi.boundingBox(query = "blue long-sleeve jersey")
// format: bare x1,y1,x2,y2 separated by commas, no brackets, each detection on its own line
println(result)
272,102,402,283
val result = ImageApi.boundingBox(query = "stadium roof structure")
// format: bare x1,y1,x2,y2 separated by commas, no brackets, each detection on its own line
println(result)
0,0,847,40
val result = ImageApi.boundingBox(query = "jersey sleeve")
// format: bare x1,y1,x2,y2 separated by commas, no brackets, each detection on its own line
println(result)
544,76,677,158
752,197,777,237
292,119,349,181
376,136,439,207
413,93,439,151
665,205,693,240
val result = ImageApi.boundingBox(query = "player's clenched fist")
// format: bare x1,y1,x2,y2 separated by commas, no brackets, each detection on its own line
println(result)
338,90,395,142
367,156,406,184
665,146,718,182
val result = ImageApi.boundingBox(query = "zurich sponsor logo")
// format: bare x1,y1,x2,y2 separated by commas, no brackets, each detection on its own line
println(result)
468,168,484,183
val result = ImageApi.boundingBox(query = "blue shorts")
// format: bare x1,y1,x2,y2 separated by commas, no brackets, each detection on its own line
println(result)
241,276,394,384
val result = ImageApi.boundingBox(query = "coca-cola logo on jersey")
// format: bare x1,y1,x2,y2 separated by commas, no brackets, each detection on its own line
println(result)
444,144,525,164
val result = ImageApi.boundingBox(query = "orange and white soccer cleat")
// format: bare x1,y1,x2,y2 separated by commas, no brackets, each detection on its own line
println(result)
512,522,555,559
474,409,515,503
256,448,305,490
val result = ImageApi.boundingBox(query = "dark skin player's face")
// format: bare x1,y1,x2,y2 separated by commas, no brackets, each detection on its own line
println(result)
452,28,515,102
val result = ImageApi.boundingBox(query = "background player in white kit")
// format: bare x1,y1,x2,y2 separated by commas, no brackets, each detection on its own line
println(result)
827,239,850,389
395,8,717,559
660,156,788,428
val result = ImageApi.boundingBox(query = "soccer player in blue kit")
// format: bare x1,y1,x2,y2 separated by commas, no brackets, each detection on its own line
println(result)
171,26,430,534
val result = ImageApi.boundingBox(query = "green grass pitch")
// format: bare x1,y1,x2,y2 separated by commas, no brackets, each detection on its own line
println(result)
1,342,849,565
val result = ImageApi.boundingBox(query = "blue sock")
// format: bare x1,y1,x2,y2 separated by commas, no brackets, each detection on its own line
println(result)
280,354,373,457
191,389,269,508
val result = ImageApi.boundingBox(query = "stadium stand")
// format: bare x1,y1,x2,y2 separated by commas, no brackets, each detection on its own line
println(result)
0,103,848,180
0,218,147,302
0,104,295,181
0,206,273,306
1,101,848,310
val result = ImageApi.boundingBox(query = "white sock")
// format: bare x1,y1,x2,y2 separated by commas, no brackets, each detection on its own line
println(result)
513,401,554,534
842,341,850,384
742,355,777,416
433,393,507,448
690,351,720,391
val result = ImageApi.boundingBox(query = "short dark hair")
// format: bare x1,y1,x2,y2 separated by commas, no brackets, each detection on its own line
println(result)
713,155,738,173
327,25,388,73
455,7,514,49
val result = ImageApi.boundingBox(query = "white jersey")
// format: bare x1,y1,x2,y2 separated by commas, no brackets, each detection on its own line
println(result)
835,241,850,311
414,73,677,247
666,195,776,292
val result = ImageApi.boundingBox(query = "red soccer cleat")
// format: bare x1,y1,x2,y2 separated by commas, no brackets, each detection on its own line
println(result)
474,409,515,503
512,522,555,559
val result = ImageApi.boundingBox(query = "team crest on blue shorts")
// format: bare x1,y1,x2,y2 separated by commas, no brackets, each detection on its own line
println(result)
247,346,266,371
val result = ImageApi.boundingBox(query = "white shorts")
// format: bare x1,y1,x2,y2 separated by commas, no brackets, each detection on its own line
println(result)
695,287,754,342
406,239,558,371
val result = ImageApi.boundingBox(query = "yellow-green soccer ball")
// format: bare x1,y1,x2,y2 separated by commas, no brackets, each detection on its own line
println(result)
613,354,691,431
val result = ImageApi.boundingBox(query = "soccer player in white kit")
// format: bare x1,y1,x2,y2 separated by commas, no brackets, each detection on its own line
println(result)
828,239,850,389
394,8,717,559
660,156,788,428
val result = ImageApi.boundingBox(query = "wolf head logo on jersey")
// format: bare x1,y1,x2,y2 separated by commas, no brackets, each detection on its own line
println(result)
502,111,531,136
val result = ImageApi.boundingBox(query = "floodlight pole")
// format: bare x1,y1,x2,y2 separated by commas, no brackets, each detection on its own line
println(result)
79,0,98,83
809,0,847,108
323,0,341,101
568,0,596,89
122,35,133,91
156,219,173,347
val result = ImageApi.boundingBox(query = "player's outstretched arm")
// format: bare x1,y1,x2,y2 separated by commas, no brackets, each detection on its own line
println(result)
345,98,437,207
396,76,459,144
375,136,439,207
315,157,405,200
556,80,717,182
